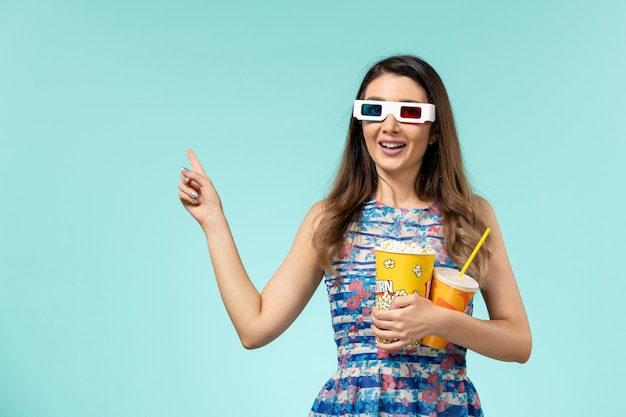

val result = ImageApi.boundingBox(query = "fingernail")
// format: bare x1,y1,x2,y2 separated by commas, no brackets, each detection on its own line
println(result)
181,167,190,172
190,191,198,198
191,198,198,204
183,177,189,183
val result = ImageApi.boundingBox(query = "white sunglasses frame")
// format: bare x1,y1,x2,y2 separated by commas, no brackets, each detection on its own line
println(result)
353,100,436,123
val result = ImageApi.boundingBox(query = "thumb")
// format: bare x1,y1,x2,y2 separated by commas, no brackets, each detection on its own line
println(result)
186,149,207,175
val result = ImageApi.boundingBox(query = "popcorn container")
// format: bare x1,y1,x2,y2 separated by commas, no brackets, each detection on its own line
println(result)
421,267,480,349
375,244,435,344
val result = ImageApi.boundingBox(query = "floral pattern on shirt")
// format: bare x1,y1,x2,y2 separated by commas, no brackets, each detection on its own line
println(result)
310,199,482,417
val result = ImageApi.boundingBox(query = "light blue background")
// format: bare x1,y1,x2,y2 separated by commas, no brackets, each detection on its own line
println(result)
1,1,625,416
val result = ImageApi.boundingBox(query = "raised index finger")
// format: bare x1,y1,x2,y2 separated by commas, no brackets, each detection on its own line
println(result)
186,149,207,175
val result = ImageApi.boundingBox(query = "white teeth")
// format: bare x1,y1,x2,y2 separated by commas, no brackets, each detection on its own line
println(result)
381,142,405,149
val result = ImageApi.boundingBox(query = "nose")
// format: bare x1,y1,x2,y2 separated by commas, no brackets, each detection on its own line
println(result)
380,113,400,133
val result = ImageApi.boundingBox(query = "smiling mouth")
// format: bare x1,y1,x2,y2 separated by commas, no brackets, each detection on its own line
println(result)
380,142,406,149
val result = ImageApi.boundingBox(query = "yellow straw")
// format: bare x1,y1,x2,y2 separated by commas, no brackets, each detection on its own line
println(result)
458,227,491,277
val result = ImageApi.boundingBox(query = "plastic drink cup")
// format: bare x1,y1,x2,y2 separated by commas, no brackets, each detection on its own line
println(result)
421,267,480,349
375,247,435,344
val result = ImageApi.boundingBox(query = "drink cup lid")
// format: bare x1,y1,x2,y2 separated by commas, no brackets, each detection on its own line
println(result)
433,267,479,292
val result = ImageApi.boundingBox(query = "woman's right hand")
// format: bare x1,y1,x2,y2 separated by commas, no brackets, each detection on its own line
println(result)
178,149,223,229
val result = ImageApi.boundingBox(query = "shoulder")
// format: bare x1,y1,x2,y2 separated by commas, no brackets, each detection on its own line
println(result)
473,195,497,224
472,195,506,257
300,200,327,231
307,199,326,220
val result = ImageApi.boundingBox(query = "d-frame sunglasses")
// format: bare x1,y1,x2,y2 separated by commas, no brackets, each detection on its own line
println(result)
353,100,436,123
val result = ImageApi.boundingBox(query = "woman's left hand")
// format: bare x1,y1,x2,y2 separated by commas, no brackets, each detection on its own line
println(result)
371,294,440,350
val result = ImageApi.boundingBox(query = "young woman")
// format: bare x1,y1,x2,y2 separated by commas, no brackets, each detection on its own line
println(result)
178,55,531,416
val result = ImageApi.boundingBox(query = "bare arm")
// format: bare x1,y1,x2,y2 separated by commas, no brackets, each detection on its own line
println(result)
179,149,324,349
431,197,531,362
371,197,532,363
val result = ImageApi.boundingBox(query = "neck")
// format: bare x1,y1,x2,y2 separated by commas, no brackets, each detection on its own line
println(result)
375,173,431,209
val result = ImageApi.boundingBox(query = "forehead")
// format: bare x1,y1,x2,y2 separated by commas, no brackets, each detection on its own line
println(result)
363,74,428,102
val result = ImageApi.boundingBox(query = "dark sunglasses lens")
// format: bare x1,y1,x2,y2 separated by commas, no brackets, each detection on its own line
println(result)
361,103,382,117
400,106,422,119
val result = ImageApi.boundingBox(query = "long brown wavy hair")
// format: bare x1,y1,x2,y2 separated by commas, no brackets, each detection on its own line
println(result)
312,55,491,285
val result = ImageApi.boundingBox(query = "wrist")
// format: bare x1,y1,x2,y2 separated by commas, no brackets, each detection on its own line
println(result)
430,305,457,340
200,207,227,234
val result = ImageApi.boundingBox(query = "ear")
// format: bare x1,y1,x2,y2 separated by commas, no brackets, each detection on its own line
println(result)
428,122,440,145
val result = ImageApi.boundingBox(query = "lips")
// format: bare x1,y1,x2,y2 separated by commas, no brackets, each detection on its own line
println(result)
378,140,406,156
